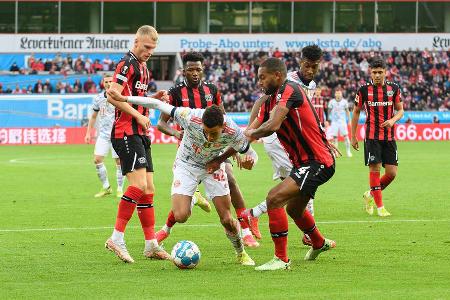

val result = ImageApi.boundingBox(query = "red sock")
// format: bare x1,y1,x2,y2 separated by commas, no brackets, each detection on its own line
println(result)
370,171,383,208
166,210,177,228
114,185,142,232
380,174,394,190
137,194,155,240
235,208,249,230
293,210,324,249
267,207,289,262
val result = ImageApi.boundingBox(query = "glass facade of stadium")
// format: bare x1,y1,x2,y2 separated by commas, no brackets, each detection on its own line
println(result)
0,1,449,34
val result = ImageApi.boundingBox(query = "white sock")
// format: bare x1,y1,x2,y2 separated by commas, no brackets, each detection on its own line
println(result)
252,200,267,218
116,165,124,190
344,136,351,154
111,229,124,243
145,239,159,250
95,163,110,189
226,232,244,254
242,228,251,237
377,206,385,212
307,198,314,216
162,224,172,234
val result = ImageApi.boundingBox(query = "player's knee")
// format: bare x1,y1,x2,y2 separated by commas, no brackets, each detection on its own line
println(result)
173,210,190,223
386,169,397,179
219,215,234,229
266,189,284,208
94,157,104,164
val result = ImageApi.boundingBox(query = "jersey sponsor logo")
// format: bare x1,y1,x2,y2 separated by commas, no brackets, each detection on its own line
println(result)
134,81,148,91
387,90,394,97
367,101,393,107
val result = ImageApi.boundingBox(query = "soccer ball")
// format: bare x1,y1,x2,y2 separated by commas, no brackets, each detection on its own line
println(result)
171,240,201,269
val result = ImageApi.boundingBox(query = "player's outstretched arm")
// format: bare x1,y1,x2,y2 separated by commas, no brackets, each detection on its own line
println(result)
246,105,288,140
205,145,258,174
107,89,174,115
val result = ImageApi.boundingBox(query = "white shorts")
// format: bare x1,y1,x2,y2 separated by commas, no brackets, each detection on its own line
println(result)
94,136,119,158
262,134,292,180
329,121,349,137
171,160,229,201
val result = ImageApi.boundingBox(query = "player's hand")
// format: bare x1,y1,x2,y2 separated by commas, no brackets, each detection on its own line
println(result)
351,136,359,151
205,159,221,174
232,153,242,168
381,119,395,128
84,134,91,144
107,89,127,102
328,142,342,158
239,155,255,170
137,115,150,130
152,90,169,102
244,129,256,142
175,130,184,140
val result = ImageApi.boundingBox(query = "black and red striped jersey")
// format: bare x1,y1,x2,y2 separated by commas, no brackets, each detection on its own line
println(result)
111,51,151,138
355,81,402,141
168,80,222,108
257,81,334,168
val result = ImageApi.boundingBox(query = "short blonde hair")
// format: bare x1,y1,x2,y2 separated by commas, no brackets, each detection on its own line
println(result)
136,25,158,42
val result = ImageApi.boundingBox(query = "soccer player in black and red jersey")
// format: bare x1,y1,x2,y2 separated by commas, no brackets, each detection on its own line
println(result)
104,25,171,263
211,57,337,271
351,57,404,217
155,52,260,248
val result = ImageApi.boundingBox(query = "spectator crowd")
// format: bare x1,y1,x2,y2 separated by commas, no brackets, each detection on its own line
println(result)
2,49,449,112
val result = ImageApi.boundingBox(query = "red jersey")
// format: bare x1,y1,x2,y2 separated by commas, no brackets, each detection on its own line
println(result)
112,51,151,138
355,81,402,141
168,80,221,108
257,81,334,168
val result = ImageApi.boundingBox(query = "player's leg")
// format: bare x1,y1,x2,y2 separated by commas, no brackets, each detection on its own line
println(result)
105,136,148,263
93,137,112,197
340,122,352,157
156,161,198,243
254,178,298,271
203,164,254,265
112,144,124,197
381,140,398,191
285,162,336,260
140,170,170,260
225,162,260,247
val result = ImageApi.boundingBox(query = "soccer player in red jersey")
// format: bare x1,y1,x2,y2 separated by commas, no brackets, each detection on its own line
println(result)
155,52,260,247
104,25,171,263
351,57,404,217
208,58,338,271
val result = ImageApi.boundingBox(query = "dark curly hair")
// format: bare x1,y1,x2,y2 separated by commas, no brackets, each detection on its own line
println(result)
182,52,205,66
202,105,224,128
260,57,287,76
369,57,386,69
301,45,323,62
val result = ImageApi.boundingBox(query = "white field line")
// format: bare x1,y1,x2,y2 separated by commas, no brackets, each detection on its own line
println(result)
0,219,448,233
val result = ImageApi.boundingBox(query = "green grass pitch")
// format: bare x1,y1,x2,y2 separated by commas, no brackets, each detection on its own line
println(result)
0,142,449,299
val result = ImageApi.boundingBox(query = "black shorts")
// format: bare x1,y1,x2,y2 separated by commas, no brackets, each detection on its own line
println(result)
289,161,335,199
364,139,398,167
112,134,153,175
